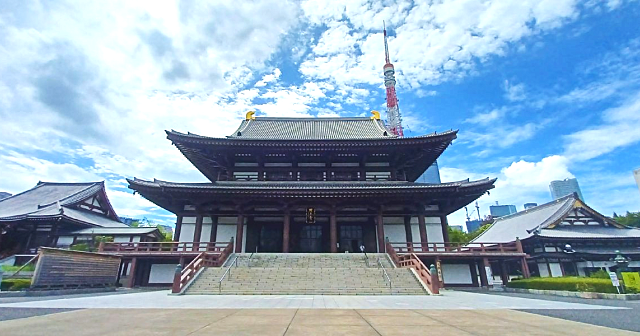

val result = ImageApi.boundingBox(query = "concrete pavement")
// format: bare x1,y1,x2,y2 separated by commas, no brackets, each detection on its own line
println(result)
0,290,622,310
0,308,637,336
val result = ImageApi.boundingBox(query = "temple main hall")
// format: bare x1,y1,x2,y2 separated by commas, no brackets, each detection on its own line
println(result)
128,112,496,254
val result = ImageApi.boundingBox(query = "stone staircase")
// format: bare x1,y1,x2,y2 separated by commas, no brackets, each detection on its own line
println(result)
184,253,427,295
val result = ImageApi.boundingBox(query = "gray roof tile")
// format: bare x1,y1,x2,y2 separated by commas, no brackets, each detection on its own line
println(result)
228,117,395,140
473,194,634,243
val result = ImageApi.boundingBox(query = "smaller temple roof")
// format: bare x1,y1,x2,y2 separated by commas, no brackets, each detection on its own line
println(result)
229,117,395,140
473,194,638,243
0,181,125,227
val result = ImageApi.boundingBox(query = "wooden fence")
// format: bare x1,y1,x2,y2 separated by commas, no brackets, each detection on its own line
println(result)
31,247,121,289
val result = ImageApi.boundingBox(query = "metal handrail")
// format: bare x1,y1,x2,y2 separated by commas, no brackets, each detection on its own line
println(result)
378,258,392,294
248,251,255,267
360,245,370,267
218,255,238,293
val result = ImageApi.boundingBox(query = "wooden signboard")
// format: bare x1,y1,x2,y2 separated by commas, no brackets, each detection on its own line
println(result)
31,247,121,289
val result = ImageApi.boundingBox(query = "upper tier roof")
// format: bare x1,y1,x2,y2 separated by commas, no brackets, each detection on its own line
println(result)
229,117,395,140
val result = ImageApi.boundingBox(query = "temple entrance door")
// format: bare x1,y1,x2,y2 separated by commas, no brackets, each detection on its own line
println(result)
259,223,283,252
339,225,364,253
299,225,323,252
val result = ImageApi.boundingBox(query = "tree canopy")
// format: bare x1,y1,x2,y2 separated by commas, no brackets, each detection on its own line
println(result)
614,211,640,228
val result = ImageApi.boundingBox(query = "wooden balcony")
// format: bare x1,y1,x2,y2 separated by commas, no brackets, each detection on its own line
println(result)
98,241,232,257
388,241,526,257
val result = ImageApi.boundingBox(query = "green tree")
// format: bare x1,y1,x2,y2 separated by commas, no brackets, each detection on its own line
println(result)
614,211,640,228
447,223,493,244
156,225,173,242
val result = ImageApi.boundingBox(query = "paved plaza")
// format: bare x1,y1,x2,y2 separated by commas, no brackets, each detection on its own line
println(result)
0,290,638,335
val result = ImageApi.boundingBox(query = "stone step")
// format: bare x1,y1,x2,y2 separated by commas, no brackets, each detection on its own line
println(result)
183,253,426,295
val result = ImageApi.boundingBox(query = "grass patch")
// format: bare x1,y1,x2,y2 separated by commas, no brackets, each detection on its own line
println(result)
507,277,618,294
1,279,31,291
1,264,36,272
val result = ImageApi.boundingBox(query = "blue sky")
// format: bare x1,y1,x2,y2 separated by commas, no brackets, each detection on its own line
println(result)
0,0,639,228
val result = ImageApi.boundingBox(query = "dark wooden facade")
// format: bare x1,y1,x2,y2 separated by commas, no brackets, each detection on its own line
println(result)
130,115,496,254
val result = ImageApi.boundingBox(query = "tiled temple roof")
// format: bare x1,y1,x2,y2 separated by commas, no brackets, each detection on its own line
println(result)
129,178,496,191
0,181,125,227
228,117,395,140
472,194,636,243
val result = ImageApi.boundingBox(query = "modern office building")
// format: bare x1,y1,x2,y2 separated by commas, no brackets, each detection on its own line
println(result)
465,219,483,232
490,203,517,218
417,161,441,184
523,203,538,210
550,178,584,201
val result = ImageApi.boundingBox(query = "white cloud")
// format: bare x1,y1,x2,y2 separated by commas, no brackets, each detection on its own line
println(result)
503,80,527,102
255,68,282,87
564,92,640,161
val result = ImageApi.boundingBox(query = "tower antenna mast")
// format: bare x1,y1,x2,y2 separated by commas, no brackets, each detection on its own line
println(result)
382,21,404,137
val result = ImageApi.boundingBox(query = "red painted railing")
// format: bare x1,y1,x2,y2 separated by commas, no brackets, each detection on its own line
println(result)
171,240,234,294
99,241,230,254
389,242,520,254
386,241,439,294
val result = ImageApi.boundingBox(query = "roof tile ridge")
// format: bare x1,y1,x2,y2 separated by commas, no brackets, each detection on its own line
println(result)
0,182,48,204
371,118,395,137
54,182,103,207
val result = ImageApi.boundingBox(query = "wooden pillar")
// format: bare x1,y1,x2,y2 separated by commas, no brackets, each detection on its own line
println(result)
478,258,489,287
470,262,479,287
49,223,59,247
418,211,428,246
403,215,413,245
209,216,218,243
127,257,138,288
520,257,531,278
376,208,385,253
174,215,183,242
330,207,337,253
235,213,244,253
283,209,291,253
500,261,509,285
440,215,450,243
193,215,203,251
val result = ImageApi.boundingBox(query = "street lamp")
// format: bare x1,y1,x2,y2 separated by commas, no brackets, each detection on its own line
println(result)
611,250,630,272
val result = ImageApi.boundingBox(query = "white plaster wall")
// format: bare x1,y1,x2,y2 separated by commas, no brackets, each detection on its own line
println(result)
216,224,236,245
549,263,563,277
132,236,141,242
426,217,444,243
538,262,550,277
216,222,247,252
383,224,406,243
148,264,177,284
56,236,74,246
200,223,212,243
113,236,131,243
179,223,195,242
576,262,587,276
441,264,473,284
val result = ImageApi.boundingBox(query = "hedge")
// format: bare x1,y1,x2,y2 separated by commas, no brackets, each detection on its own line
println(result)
507,277,618,294
1,279,32,291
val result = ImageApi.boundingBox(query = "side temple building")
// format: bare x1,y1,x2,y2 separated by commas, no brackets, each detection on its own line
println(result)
129,112,496,255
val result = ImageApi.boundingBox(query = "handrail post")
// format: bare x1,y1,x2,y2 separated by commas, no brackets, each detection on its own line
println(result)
430,264,440,294
172,264,183,294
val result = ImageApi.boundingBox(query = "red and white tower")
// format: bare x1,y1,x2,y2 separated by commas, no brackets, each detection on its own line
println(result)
382,22,404,137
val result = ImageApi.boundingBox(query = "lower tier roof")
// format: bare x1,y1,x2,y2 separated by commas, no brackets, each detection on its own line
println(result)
128,178,496,215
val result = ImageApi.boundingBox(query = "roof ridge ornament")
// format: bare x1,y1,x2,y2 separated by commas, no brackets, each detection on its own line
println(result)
370,110,381,120
245,111,256,120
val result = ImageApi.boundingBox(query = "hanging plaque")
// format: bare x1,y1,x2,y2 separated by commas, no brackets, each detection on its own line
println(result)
306,207,316,224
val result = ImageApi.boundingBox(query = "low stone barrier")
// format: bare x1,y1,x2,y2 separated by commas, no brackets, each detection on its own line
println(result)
505,287,640,300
